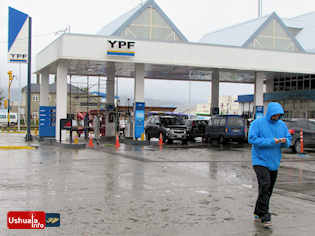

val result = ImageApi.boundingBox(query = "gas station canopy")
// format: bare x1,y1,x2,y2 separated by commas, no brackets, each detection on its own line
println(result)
36,33,315,82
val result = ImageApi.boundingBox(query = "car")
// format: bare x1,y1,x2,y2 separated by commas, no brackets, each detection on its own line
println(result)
285,119,315,153
186,119,209,142
0,112,18,126
204,115,246,144
145,115,188,144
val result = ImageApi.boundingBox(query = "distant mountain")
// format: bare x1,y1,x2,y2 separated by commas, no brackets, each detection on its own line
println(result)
118,96,183,107
2,87,206,106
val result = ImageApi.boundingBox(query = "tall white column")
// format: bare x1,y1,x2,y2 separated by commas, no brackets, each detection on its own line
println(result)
56,63,68,141
134,63,145,102
133,63,145,140
254,72,265,107
106,62,116,137
106,62,115,105
211,69,220,115
40,71,49,106
254,72,265,118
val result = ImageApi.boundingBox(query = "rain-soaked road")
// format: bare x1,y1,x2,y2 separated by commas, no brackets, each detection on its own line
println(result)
1,134,315,235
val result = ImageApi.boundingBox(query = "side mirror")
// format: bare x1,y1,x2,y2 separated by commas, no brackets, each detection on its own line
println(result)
156,122,161,126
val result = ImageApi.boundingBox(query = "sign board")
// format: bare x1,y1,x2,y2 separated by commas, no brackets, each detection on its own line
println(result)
134,102,145,139
211,107,219,115
255,106,264,119
107,40,135,57
8,7,29,63
105,104,115,111
60,119,72,130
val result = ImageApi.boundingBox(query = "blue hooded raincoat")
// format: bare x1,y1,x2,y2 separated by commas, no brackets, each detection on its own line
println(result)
248,102,291,171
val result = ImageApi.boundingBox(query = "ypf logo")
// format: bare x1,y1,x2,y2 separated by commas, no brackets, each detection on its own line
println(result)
107,40,135,56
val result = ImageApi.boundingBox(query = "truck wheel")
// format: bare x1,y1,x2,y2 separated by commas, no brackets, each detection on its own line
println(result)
146,133,150,141
182,139,188,145
238,139,244,144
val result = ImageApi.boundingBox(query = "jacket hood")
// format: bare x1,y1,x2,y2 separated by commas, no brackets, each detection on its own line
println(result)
265,102,284,120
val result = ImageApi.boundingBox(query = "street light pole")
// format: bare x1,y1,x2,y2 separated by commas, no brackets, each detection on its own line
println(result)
25,16,32,141
7,71,14,128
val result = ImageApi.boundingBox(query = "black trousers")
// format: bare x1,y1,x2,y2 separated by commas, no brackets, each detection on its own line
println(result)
253,165,278,221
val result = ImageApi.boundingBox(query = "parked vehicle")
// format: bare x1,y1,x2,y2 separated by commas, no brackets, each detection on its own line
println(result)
186,119,209,141
204,115,246,144
285,119,315,153
145,115,188,144
0,112,18,126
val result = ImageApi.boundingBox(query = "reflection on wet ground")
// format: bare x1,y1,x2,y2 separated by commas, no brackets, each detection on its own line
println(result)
0,134,315,235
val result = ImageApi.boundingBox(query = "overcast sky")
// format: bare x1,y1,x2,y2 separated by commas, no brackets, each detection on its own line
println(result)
1,0,315,103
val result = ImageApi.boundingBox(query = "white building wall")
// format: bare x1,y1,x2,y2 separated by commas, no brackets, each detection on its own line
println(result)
208,95,240,115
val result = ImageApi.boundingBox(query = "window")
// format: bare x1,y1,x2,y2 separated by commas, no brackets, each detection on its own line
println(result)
304,80,310,90
160,117,185,126
248,19,300,52
219,118,226,126
228,117,244,126
120,7,183,42
292,80,297,90
298,79,303,90
32,95,39,102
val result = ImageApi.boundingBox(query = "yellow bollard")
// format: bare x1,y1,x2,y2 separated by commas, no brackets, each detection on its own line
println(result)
74,133,79,144
141,133,145,141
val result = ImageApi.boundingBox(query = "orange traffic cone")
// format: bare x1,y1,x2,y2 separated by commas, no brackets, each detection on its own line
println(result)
159,133,163,145
88,134,94,148
300,128,304,153
115,134,120,148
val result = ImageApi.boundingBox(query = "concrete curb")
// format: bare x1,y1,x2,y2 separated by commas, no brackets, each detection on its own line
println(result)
0,131,26,134
56,143,86,149
121,138,150,146
0,146,36,150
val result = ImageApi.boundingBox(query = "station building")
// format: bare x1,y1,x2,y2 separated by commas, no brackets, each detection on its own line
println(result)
35,0,315,140
201,11,315,118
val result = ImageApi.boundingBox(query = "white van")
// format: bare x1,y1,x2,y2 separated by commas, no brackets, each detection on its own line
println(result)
0,113,18,126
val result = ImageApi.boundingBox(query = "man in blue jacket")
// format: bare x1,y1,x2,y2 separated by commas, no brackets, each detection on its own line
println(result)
248,102,291,227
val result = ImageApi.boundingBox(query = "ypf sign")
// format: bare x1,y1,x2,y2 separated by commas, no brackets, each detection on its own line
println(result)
8,7,29,63
107,40,135,57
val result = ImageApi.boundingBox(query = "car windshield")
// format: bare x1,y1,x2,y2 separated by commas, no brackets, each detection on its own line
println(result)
228,117,244,127
292,120,310,130
307,121,315,130
160,117,185,125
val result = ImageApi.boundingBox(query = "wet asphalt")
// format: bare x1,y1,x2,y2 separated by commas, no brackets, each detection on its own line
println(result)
0,134,315,235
